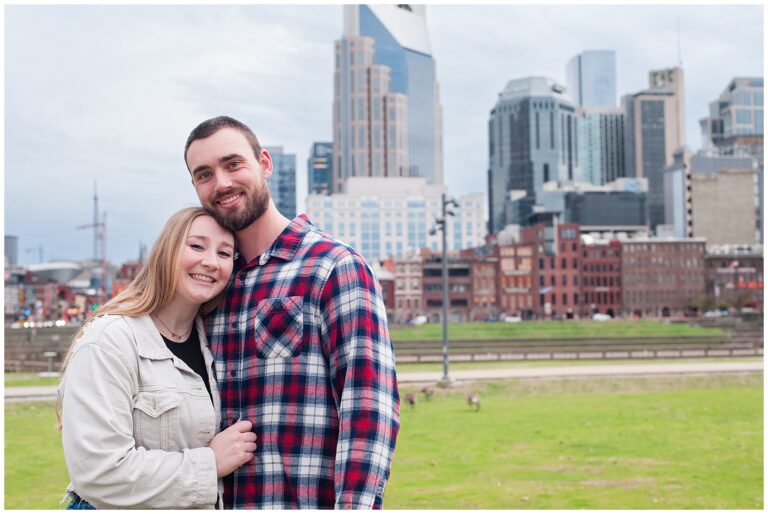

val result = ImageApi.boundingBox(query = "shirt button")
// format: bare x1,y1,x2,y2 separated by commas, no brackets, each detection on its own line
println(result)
231,322,237,328
230,370,236,377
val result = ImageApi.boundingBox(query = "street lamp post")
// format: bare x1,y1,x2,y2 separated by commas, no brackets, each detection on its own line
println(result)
430,192,459,388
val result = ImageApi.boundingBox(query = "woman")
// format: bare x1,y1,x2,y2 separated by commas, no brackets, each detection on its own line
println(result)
58,207,256,509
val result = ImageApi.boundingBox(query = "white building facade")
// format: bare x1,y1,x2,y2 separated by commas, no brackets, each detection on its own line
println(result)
305,177,486,262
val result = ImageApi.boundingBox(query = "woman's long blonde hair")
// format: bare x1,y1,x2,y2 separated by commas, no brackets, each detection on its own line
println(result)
56,207,232,429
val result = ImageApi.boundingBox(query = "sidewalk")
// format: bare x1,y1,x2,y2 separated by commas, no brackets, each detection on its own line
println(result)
6,360,762,402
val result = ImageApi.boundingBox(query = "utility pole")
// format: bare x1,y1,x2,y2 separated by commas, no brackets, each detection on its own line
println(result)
430,192,459,388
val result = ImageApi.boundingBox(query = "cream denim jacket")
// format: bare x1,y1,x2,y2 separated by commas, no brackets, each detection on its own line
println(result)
59,314,222,509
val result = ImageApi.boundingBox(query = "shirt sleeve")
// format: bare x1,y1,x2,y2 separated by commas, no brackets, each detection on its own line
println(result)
60,340,218,509
320,252,401,509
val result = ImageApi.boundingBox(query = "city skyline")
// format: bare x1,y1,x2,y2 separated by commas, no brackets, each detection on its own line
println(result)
5,4,764,266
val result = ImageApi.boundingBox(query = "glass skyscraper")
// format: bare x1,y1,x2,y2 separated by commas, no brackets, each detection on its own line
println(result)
333,5,442,192
566,50,617,108
307,142,333,195
487,77,581,232
265,146,296,219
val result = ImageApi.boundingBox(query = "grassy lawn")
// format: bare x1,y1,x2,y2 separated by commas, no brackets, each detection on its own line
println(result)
387,373,763,509
5,402,69,509
4,373,762,509
5,373,61,388
390,320,725,341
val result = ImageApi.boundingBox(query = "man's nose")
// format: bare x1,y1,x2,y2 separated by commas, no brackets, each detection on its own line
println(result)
213,170,234,191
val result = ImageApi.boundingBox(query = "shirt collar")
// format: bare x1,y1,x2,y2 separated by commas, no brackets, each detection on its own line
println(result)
236,214,313,269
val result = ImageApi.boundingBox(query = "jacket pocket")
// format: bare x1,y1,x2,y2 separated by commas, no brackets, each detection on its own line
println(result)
133,390,181,450
251,296,305,359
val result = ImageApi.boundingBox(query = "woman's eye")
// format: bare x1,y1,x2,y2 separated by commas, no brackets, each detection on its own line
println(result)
218,251,232,258
191,243,204,250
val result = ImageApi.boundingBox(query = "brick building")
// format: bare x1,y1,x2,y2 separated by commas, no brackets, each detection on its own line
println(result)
704,245,763,311
581,239,622,316
494,242,538,319
461,246,499,321
388,254,423,324
522,223,582,319
621,238,706,316
421,251,473,323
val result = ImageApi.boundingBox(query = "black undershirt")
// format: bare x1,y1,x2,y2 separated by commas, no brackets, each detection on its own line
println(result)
162,328,213,403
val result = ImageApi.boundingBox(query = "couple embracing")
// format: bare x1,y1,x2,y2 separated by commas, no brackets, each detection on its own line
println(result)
58,116,401,509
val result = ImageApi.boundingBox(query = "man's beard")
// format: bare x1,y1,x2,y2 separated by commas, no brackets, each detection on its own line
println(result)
207,184,271,232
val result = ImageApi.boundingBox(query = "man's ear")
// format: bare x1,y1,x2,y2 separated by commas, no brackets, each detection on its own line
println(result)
259,149,273,178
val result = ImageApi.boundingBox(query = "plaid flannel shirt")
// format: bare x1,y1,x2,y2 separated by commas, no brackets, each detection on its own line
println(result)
206,215,400,509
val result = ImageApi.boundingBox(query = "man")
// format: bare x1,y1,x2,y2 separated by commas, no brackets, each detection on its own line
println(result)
184,116,400,509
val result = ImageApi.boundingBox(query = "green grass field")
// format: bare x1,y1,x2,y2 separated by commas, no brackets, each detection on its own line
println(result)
387,373,763,509
389,320,725,341
4,373,762,509
5,373,60,388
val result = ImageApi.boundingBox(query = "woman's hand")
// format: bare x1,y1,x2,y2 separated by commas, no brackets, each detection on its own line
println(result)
209,420,257,477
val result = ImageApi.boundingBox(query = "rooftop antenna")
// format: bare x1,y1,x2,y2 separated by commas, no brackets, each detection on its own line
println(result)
676,18,683,67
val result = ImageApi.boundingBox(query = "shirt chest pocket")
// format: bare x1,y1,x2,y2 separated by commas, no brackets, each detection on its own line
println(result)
132,390,181,450
251,296,305,359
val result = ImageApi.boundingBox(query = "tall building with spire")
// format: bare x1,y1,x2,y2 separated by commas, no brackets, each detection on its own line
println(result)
332,4,443,193
622,67,686,231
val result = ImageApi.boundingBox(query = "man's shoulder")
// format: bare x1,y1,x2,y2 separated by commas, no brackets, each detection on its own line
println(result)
299,222,361,265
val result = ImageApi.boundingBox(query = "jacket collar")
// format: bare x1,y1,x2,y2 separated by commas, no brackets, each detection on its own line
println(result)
128,314,205,360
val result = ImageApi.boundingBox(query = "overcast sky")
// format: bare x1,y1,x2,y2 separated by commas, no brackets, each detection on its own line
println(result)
5,3,764,266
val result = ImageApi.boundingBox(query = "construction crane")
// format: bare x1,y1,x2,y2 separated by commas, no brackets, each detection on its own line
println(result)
76,181,108,307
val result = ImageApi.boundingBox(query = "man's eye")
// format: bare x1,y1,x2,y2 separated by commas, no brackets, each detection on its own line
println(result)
227,161,240,169
196,171,211,181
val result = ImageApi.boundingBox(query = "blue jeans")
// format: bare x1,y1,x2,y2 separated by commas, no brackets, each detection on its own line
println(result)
66,494,95,510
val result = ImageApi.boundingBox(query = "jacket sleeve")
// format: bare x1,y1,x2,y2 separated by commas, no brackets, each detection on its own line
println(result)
61,338,218,509
320,253,401,509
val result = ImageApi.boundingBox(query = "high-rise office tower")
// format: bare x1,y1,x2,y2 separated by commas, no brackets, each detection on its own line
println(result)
5,235,19,267
622,67,686,231
265,146,296,219
332,5,443,193
699,77,763,242
566,50,617,108
308,142,333,195
487,77,581,232
578,108,626,185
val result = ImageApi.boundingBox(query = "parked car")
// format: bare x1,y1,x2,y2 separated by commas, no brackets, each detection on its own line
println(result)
592,313,612,321
503,316,522,323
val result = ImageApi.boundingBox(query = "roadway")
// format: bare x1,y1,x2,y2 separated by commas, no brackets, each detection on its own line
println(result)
5,360,762,402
